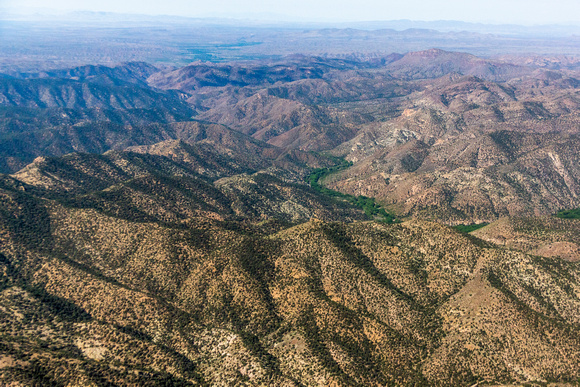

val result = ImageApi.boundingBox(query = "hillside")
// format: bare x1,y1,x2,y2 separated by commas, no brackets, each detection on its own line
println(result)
1,170,580,385
16,62,160,87
147,52,580,221
1,50,580,386
2,52,580,222
472,217,580,262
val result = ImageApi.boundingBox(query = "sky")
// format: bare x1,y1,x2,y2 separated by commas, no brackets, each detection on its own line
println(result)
2,0,580,25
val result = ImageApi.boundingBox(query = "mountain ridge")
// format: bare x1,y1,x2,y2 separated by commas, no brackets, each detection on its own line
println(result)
1,49,580,385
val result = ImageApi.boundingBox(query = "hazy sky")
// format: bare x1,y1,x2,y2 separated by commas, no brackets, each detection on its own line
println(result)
3,0,580,25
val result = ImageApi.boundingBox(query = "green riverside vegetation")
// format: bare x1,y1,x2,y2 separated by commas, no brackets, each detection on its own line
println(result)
556,207,580,219
308,159,397,223
452,223,489,233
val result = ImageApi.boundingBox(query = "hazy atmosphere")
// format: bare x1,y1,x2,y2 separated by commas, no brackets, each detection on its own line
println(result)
3,0,580,24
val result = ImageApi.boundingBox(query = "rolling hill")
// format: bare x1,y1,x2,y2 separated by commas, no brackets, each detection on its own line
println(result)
1,50,580,386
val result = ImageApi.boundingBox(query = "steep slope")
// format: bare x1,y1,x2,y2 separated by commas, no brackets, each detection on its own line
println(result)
1,176,580,385
472,216,580,262
146,52,580,223
0,118,306,175
383,49,529,81
3,37,580,387
0,77,190,110
5,52,578,217
148,55,419,151
327,130,580,222
197,91,368,150
146,56,377,93
10,147,363,224
16,62,161,87
324,67,580,222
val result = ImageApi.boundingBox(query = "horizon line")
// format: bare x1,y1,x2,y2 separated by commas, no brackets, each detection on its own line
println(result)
2,8,580,28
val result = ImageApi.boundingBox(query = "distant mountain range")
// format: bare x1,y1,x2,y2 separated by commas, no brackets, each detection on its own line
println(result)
3,10,580,37
2,14,580,75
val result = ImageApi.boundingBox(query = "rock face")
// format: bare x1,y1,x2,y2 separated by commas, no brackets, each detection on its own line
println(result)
322,71,580,221
327,129,580,223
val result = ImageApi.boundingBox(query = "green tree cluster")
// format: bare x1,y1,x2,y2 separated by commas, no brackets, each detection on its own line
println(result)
308,160,397,223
